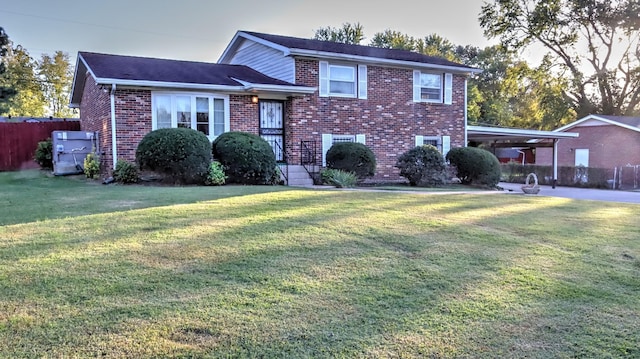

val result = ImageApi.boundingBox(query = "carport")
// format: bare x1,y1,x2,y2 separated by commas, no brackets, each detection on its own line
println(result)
466,125,579,188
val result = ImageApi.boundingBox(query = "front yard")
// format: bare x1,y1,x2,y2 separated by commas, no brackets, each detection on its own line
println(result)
1,170,638,358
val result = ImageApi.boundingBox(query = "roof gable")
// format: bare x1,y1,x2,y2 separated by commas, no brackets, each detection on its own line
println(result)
220,31,480,74
553,114,640,133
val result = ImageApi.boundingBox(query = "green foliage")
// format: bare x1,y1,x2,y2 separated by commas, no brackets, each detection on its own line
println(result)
83,152,100,179
33,138,53,169
37,51,75,118
446,147,501,187
136,128,211,184
313,22,365,44
326,142,376,180
114,160,139,184
0,27,17,112
204,161,226,186
396,145,447,186
479,0,640,117
0,46,46,117
212,131,277,185
321,168,358,188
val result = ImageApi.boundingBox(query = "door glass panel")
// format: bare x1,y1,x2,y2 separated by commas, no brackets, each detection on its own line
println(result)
176,96,191,129
196,97,209,135
213,99,225,136
155,95,171,129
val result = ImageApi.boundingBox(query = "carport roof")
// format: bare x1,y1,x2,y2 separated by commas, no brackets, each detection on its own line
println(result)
467,125,578,146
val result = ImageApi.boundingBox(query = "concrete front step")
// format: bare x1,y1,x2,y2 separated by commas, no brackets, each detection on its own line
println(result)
280,165,318,187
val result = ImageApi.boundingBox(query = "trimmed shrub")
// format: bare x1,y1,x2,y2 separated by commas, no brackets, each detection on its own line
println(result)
212,131,277,185
321,168,358,188
396,145,446,186
135,128,211,184
326,142,376,180
34,138,53,169
204,161,226,186
446,147,501,187
114,160,139,184
83,152,100,179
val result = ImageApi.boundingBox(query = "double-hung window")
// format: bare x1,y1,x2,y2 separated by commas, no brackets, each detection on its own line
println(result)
152,93,229,140
413,71,453,104
319,61,367,99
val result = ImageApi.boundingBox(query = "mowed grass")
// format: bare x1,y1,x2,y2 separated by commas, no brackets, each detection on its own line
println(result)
0,170,639,358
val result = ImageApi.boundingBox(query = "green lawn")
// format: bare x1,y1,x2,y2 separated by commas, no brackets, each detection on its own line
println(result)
1,170,639,358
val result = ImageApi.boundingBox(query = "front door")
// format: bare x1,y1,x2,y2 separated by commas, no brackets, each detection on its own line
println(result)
259,101,284,161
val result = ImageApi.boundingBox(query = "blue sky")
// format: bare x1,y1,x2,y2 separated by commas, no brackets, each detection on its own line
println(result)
0,0,493,64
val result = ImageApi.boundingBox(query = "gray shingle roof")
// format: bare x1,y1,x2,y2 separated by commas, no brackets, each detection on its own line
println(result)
241,31,478,71
79,52,299,87
597,115,640,128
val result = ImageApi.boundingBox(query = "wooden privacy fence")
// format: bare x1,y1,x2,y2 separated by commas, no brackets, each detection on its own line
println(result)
0,121,80,171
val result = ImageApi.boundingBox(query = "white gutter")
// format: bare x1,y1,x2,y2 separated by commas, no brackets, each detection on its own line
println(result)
95,78,246,92
110,84,117,170
231,78,316,94
94,77,316,95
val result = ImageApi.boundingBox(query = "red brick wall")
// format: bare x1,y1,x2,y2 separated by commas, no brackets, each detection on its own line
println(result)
79,76,112,173
288,58,466,180
113,89,152,164
230,94,259,135
536,125,640,168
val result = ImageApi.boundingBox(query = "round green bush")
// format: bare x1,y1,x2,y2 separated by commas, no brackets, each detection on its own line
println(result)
34,138,53,169
446,146,501,187
114,160,139,184
135,128,211,184
396,145,446,186
326,142,376,179
212,131,277,185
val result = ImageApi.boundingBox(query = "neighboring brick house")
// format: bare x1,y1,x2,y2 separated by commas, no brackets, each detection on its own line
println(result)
70,30,480,183
536,114,640,169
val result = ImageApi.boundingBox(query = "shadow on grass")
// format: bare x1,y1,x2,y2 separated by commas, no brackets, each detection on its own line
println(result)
3,187,639,357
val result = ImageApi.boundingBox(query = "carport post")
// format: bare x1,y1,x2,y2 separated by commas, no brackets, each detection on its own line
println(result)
552,139,558,189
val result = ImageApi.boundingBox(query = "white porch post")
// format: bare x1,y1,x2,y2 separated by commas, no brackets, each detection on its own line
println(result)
552,139,558,189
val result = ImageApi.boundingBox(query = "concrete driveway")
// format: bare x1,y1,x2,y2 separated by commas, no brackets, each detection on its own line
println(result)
499,182,640,204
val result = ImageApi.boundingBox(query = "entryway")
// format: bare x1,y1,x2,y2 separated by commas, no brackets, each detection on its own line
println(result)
259,101,284,162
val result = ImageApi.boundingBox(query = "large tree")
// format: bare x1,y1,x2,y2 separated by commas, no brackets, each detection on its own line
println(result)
0,26,17,112
480,0,640,117
313,22,365,45
0,45,46,117
38,51,75,118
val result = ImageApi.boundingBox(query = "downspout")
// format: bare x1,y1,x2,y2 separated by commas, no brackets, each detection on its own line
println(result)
464,78,468,147
110,84,117,170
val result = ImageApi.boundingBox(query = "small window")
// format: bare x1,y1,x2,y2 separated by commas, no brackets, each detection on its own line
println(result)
413,71,453,104
319,62,367,99
420,73,442,102
332,134,356,144
329,65,356,96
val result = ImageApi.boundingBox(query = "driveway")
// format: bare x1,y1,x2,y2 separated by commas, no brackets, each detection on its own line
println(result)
499,182,640,204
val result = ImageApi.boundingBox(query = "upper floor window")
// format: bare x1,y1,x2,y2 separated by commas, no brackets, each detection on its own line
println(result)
319,61,367,99
152,92,229,140
420,73,442,101
413,71,453,104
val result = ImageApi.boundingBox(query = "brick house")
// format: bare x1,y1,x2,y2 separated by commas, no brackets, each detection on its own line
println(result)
70,31,480,183
536,114,640,169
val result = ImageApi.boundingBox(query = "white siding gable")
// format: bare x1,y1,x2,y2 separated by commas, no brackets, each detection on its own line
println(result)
227,39,295,83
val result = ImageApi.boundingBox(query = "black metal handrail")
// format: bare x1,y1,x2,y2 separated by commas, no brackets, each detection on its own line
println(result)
300,140,321,184
267,139,288,185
